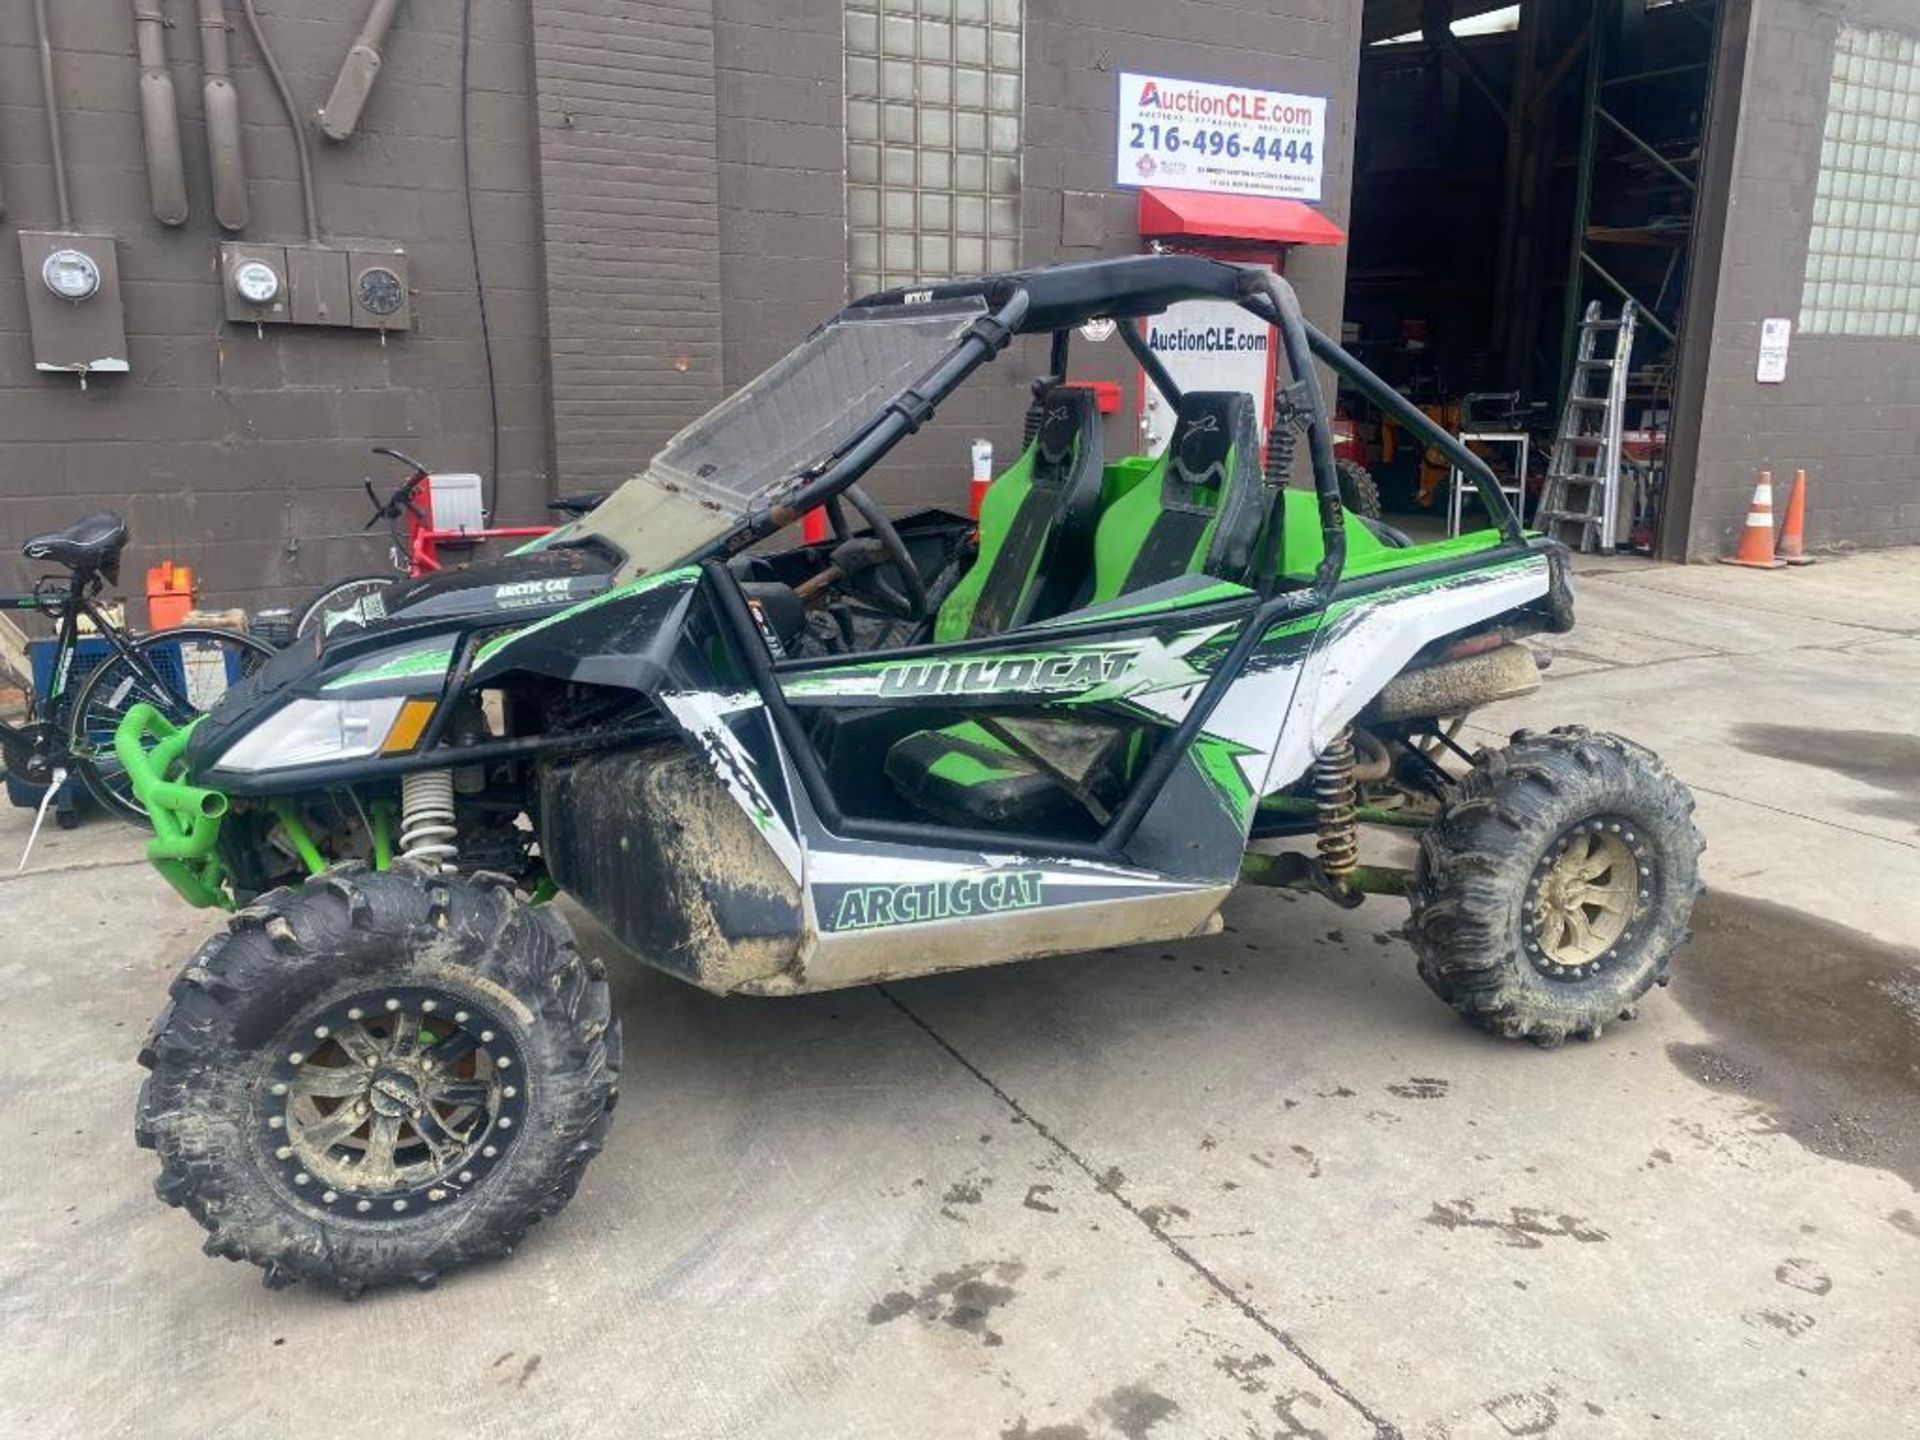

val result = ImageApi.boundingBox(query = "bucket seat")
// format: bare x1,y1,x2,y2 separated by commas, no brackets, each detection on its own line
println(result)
933,384,1104,642
887,391,1267,830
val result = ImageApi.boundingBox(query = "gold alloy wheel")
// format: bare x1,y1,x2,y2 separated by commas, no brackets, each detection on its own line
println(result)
1525,819,1649,979
267,987,524,1216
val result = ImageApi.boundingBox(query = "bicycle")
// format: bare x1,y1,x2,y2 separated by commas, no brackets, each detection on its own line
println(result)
1,512,272,847
294,447,604,638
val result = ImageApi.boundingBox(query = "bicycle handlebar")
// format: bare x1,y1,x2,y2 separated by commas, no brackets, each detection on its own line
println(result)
363,447,433,529
371,444,431,477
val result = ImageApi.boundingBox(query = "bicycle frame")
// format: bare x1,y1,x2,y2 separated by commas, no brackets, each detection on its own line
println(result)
0,576,180,778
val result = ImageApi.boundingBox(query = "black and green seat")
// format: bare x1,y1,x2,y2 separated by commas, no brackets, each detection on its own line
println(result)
1087,390,1266,604
933,385,1104,643
888,390,1269,829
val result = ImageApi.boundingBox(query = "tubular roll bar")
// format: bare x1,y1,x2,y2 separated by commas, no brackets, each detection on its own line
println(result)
1119,321,1184,412
1240,292,1528,550
703,557,1318,865
724,291,1034,559
681,265,1530,867
1299,316,1528,546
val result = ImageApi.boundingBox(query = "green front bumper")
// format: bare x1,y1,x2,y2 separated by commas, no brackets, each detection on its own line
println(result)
113,704,233,909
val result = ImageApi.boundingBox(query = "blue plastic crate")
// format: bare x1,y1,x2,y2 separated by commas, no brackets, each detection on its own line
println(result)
28,635,116,710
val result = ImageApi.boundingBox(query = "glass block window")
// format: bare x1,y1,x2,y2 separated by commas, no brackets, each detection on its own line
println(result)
1800,26,1920,337
845,0,1023,297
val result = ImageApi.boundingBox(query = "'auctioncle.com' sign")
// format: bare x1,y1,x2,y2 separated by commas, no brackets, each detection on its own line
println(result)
1115,72,1327,202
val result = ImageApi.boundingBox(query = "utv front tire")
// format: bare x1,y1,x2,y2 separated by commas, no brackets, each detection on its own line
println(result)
1408,727,1702,1045
136,863,619,1294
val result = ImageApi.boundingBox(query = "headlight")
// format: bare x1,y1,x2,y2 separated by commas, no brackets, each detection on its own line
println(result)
216,696,411,773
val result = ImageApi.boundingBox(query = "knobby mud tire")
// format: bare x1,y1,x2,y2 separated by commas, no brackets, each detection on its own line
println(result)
135,862,619,1295
1408,726,1703,1046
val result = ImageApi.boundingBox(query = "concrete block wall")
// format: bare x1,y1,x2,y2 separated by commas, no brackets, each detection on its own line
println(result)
703,0,1361,518
1678,0,1920,558
1,0,1360,612
0,0,554,612
531,0,725,490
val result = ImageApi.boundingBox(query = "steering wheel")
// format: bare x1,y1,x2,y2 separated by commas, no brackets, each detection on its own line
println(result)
824,484,928,622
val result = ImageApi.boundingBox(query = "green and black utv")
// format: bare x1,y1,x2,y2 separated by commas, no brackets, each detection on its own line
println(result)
119,257,1702,1293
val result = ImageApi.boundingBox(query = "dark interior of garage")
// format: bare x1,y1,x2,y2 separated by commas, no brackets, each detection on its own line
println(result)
1341,0,1721,553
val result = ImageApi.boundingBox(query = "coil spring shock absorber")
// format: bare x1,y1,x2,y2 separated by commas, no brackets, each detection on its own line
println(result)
399,769,458,870
1313,727,1359,883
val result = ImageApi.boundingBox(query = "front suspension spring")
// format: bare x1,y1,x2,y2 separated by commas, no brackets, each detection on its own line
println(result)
399,768,459,870
1314,726,1359,881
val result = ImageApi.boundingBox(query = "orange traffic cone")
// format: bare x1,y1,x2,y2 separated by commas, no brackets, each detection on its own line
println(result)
1777,468,1814,566
1719,470,1786,569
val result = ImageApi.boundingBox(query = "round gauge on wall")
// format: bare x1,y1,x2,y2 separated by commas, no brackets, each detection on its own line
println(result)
355,265,406,319
42,248,102,301
232,260,281,305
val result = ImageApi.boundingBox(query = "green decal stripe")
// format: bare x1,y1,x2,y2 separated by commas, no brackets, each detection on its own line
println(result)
1261,553,1548,644
472,564,700,669
1190,733,1259,825
783,622,1229,698
321,643,455,691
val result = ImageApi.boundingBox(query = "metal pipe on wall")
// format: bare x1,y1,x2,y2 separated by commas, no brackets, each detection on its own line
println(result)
132,0,190,225
319,0,406,143
239,0,321,244
195,0,249,231
32,0,75,230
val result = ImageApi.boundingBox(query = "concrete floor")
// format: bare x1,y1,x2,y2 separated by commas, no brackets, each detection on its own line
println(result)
1,551,1916,1440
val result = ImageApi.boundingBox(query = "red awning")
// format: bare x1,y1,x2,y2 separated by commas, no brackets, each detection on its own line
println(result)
1137,188,1346,247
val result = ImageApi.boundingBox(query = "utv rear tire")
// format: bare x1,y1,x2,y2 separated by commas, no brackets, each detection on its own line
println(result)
135,863,619,1295
1336,458,1383,521
1408,727,1702,1046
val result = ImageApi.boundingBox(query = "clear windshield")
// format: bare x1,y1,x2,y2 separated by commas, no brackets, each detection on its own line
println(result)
547,297,987,579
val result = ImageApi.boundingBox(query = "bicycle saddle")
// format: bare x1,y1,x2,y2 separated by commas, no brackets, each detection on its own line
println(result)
22,511,129,582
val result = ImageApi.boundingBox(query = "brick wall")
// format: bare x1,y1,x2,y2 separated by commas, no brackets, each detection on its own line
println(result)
1676,0,1920,558
531,0,725,490
0,0,554,613
0,0,1361,614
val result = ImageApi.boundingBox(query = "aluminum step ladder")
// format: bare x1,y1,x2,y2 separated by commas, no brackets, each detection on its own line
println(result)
1536,300,1637,552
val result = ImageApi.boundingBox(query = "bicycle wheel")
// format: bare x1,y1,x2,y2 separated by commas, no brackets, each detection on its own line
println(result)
295,575,398,640
69,627,275,824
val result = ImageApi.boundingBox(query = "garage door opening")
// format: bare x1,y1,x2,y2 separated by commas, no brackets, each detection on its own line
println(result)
1340,0,1725,556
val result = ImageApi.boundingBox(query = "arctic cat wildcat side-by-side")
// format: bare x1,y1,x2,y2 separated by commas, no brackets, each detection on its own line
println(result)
118,257,1702,1294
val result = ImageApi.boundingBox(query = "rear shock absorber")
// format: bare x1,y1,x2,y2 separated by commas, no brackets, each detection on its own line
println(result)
399,769,458,870
1313,727,1359,883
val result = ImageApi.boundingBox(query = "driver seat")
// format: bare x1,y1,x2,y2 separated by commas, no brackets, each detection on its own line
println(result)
933,384,1104,642
22,512,129,583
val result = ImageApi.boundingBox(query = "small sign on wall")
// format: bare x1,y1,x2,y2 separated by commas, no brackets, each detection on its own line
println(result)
1757,317,1792,383
1116,72,1326,201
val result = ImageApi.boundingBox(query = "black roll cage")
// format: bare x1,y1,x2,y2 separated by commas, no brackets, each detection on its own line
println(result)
670,257,1540,865
704,257,1525,599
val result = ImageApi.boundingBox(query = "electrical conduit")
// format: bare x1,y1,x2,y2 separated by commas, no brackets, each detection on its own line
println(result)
319,0,405,143
32,0,74,230
239,0,321,244
195,0,248,230
132,0,190,225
